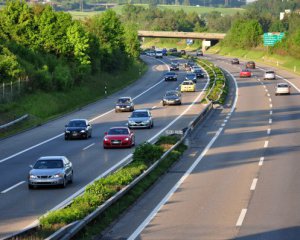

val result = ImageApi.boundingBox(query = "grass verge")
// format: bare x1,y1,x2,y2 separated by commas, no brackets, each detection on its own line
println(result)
0,60,147,139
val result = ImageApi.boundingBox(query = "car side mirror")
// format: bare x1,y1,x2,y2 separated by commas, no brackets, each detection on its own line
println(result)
29,165,33,169
65,124,68,127
104,132,108,135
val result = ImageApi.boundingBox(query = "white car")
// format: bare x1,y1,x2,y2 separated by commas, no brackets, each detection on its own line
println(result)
275,83,290,95
155,50,163,58
264,71,276,80
191,65,201,73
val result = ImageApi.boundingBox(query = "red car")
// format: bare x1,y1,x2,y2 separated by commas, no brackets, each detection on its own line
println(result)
103,127,135,149
240,69,251,78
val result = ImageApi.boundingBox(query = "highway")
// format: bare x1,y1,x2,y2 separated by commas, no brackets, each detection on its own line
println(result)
0,55,209,238
101,54,300,240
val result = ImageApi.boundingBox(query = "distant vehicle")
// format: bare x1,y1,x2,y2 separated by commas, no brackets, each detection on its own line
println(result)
246,61,255,69
240,69,251,78
103,127,135,149
162,48,167,56
180,80,196,92
275,83,290,95
264,70,276,80
180,50,186,55
193,68,204,78
185,60,195,71
164,71,177,81
155,50,163,58
185,73,197,83
196,50,203,56
28,156,73,189
170,63,179,71
64,119,92,140
147,50,155,57
115,97,134,112
191,65,201,73
169,48,177,53
231,58,239,64
171,60,179,68
128,109,153,129
162,90,182,106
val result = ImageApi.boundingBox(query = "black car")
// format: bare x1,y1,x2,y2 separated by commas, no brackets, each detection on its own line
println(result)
115,97,134,112
196,50,203,56
194,69,204,78
231,58,239,64
169,48,177,53
162,90,182,106
65,119,92,140
170,63,179,71
164,72,177,81
185,73,197,83
180,50,186,55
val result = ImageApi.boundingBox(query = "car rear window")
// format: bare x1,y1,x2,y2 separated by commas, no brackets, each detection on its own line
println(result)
278,84,288,88
266,71,274,74
68,120,86,127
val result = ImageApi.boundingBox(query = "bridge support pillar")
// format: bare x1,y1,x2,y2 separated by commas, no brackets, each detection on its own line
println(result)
202,39,206,52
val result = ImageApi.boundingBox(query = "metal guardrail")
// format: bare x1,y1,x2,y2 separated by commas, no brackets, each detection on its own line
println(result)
0,114,28,130
46,102,214,240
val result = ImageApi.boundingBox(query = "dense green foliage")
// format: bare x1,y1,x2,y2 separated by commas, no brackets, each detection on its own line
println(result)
0,1,140,91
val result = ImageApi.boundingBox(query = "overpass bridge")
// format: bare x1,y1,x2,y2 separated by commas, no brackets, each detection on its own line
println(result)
138,30,226,51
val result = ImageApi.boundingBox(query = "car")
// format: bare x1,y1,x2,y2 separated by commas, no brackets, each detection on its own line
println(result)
275,83,290,95
164,71,177,81
64,119,92,140
246,61,255,69
115,97,134,112
28,156,73,189
231,58,239,64
128,109,153,129
264,70,276,80
171,60,180,68
193,68,204,78
103,127,135,148
196,50,203,56
155,50,163,58
180,80,196,92
240,69,251,78
180,50,186,55
162,90,182,106
191,65,201,73
169,48,177,53
170,63,179,71
185,73,197,83
185,60,195,71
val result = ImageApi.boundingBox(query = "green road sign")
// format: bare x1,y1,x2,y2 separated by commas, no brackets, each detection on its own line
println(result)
264,32,285,46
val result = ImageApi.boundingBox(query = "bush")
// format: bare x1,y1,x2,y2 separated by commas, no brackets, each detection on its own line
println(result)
133,142,164,165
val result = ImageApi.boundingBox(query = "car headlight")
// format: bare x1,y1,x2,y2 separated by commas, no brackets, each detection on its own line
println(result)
116,106,120,108
124,137,129,141
80,130,86,133
65,130,70,133
52,173,64,178
126,106,130,108
29,175,38,179
143,120,150,124
128,120,135,124
175,98,179,101
104,137,109,141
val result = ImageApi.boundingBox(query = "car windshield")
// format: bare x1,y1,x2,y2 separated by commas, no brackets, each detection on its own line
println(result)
166,92,178,96
171,61,178,65
266,71,274,74
108,128,129,135
242,69,249,72
131,111,149,118
117,98,131,104
68,120,86,127
34,160,63,169
183,81,193,85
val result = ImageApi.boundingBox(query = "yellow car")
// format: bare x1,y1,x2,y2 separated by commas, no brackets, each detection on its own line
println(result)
180,80,196,92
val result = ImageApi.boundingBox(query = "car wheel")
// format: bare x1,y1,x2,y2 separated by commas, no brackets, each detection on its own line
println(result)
69,171,73,184
115,109,118,113
151,122,154,128
64,135,69,140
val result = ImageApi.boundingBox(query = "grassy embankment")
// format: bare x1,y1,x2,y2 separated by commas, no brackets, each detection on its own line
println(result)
0,61,147,138
207,45,300,75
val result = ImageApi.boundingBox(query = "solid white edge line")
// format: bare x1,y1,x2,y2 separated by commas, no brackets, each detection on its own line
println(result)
269,98,272,102
0,59,171,164
270,110,273,115
236,209,247,226
267,93,270,97
83,143,95,151
270,104,273,108
259,157,264,166
264,141,269,148
1,181,25,194
250,178,258,191
127,69,239,240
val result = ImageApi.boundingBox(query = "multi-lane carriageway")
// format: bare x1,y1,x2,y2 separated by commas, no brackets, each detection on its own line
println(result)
1,53,300,240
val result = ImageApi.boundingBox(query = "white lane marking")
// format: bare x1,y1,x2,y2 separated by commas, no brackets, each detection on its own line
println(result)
267,128,271,135
263,85,266,89
221,123,226,127
267,93,270,97
269,118,272,124
128,69,239,240
83,143,95,151
250,178,258,191
257,78,261,81
270,110,273,115
152,106,157,109
270,104,273,108
259,157,264,166
0,60,171,163
265,89,268,92
264,141,269,148
226,116,230,119
269,98,272,102
1,181,25,194
224,119,228,123
236,209,247,226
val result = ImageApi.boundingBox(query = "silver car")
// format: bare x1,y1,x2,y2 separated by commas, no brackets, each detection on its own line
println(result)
128,109,153,129
275,83,290,95
28,156,73,189
264,70,276,80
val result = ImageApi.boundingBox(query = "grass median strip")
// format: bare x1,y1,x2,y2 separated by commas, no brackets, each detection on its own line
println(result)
18,135,187,239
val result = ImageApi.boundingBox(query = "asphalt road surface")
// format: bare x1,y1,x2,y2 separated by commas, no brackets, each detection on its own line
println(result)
101,54,300,240
0,55,209,239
